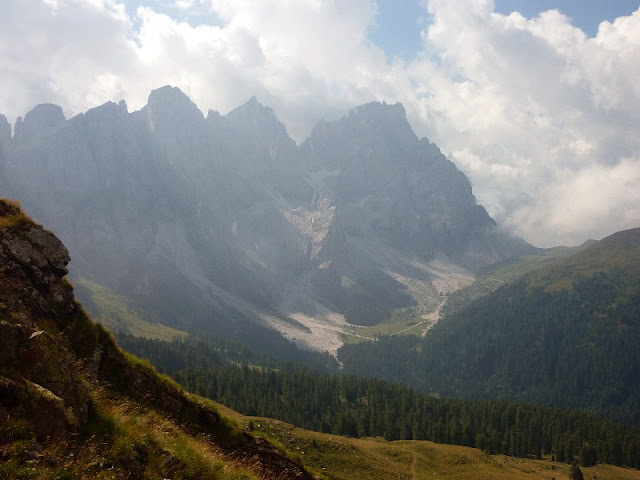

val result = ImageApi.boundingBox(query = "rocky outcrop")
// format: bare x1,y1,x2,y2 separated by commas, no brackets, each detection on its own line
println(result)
0,200,89,441
0,376,79,442
0,206,73,319
0,199,313,479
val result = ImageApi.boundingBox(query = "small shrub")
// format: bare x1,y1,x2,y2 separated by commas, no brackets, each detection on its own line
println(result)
67,309,101,359
571,462,584,480
0,418,34,443
0,213,29,230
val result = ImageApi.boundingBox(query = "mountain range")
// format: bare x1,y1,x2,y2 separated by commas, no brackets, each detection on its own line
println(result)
2,85,640,478
0,86,531,353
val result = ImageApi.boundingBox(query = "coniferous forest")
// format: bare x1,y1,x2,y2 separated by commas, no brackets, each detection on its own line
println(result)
339,271,640,428
119,334,640,469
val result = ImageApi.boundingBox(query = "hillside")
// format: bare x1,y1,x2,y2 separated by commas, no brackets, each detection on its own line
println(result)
339,227,640,427
2,200,639,479
334,243,591,344
0,88,531,355
441,242,592,317
0,199,312,479
217,402,640,480
119,332,640,469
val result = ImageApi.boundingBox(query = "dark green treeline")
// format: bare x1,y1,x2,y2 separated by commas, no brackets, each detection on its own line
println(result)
119,335,640,469
339,271,640,427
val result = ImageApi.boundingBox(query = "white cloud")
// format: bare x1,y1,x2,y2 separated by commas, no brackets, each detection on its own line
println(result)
402,0,640,246
0,0,136,119
507,158,640,245
0,0,639,246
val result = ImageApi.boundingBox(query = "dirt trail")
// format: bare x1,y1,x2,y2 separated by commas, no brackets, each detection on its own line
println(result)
410,449,418,480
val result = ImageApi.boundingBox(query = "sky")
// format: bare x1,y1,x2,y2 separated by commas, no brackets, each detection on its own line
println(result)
1,0,639,247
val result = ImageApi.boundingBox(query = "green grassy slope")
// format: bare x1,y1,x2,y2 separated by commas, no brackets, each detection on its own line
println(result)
529,227,640,290
443,243,591,316
120,332,640,470
214,400,640,480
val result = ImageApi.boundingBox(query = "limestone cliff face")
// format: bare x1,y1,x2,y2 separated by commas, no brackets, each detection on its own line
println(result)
301,102,495,261
0,199,312,479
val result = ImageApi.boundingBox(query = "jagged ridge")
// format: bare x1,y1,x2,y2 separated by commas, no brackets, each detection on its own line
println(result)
0,87,532,354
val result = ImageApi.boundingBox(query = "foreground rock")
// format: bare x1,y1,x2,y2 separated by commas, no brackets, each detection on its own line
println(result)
0,199,313,479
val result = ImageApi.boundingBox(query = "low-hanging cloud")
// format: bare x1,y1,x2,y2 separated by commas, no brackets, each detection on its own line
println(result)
0,0,638,247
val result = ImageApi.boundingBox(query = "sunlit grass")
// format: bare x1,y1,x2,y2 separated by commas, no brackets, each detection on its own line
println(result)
211,399,640,480
0,212,29,230
79,389,263,480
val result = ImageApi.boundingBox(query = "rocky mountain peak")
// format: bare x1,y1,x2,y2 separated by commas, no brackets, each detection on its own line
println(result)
84,99,128,121
147,85,198,110
243,95,262,109
303,101,419,173
206,108,221,121
222,95,292,141
144,85,204,136
348,100,407,124
346,101,417,146
300,100,517,271
211,95,299,180
229,95,270,116
315,100,414,138
13,103,65,144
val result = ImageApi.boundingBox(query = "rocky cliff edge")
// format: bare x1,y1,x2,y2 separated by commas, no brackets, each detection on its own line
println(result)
0,199,312,479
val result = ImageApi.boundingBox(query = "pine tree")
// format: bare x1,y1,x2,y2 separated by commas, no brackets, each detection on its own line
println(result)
580,443,597,467
570,462,584,480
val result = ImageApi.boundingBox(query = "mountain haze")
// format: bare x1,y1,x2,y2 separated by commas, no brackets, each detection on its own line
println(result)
0,86,531,353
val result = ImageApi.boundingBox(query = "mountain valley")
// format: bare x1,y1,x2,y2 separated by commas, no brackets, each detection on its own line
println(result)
339,227,640,427
0,87,531,355
2,198,639,479
2,84,640,478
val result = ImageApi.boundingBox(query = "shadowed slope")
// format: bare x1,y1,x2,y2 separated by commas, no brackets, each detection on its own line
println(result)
0,199,313,479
